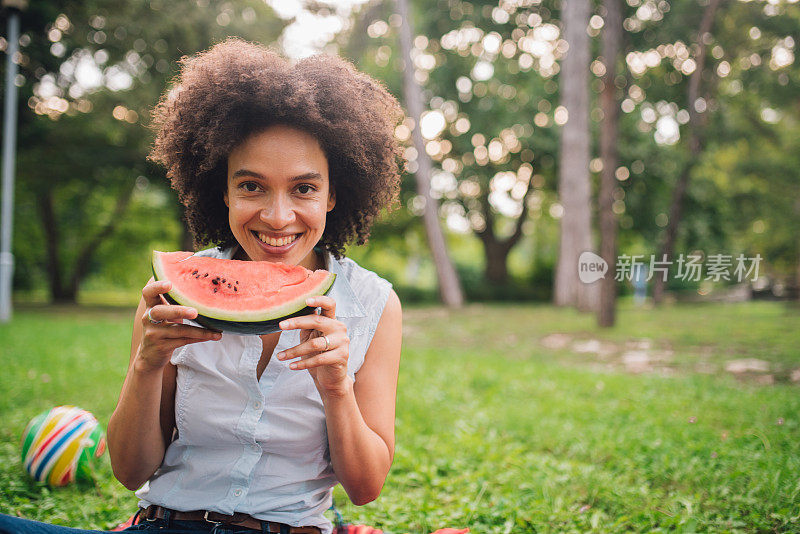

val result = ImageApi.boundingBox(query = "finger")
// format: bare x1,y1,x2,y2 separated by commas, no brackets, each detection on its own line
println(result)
142,279,173,308
276,332,346,361
143,304,198,324
141,325,220,351
158,324,222,341
306,296,336,318
288,349,347,371
279,313,339,332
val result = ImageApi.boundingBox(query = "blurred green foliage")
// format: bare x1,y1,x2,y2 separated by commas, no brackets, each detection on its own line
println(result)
2,0,799,302
4,0,284,301
339,0,800,299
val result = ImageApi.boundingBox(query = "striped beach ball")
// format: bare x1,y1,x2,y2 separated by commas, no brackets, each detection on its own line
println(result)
20,405,106,486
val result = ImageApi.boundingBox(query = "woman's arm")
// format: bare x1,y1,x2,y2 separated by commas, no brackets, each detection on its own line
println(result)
107,279,221,490
321,290,402,504
277,290,402,505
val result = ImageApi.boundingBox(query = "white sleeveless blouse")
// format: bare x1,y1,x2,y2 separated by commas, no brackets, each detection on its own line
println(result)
136,247,393,534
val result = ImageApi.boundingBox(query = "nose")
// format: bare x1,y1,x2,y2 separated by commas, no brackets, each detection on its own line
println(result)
259,193,295,229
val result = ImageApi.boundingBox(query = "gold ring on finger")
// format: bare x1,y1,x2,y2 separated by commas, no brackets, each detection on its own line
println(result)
323,334,330,351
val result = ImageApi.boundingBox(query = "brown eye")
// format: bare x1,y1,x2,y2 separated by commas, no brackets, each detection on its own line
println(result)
241,181,259,193
297,184,315,194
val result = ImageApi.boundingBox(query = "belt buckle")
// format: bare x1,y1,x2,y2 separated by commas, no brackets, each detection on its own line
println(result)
203,511,222,525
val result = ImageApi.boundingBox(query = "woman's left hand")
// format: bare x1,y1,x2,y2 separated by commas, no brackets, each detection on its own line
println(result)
276,295,351,396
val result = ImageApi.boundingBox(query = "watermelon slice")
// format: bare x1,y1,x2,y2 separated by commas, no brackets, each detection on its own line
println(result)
151,250,336,335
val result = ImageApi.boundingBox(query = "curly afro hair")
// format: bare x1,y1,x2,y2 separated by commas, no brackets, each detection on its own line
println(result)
149,38,404,258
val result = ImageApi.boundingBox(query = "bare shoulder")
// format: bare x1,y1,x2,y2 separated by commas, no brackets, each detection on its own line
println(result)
367,289,401,354
359,288,401,372
380,289,402,325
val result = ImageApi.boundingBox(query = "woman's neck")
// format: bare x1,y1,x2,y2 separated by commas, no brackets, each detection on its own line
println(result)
302,248,326,270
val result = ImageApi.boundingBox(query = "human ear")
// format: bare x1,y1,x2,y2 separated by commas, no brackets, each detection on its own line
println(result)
223,188,229,208
327,187,336,212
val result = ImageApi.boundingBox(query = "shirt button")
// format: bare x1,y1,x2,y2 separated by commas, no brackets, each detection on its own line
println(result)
253,401,262,410
233,488,243,497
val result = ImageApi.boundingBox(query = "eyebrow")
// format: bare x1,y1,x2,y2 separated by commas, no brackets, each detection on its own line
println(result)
232,169,323,182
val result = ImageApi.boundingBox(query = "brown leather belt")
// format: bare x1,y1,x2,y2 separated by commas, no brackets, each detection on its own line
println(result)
140,505,322,533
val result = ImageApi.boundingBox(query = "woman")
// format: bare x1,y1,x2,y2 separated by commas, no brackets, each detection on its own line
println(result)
0,38,403,534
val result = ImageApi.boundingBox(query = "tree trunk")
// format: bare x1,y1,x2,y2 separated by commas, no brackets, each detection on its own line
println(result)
36,191,68,302
36,185,135,304
485,252,509,284
651,164,693,304
67,184,135,299
597,0,623,327
396,0,464,307
475,176,533,284
652,0,722,304
554,0,598,312
481,239,510,284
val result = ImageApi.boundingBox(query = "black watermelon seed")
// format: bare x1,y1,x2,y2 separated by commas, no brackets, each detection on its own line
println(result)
204,273,208,277
227,283,231,288
234,287,237,292
212,279,219,285
213,288,218,293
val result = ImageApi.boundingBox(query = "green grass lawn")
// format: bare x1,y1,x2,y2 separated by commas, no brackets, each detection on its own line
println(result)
1,301,799,532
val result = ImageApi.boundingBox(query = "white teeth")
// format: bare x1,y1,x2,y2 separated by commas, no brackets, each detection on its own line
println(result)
257,233,298,247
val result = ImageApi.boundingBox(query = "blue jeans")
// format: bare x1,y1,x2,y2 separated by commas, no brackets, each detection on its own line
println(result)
0,514,264,534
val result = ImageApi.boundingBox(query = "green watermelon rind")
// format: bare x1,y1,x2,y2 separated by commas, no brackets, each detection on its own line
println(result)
152,251,336,334
162,293,327,335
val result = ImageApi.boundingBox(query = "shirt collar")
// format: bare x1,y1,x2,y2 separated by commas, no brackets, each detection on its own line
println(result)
217,246,366,319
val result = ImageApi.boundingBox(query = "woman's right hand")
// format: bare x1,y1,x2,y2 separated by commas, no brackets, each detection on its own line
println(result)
136,279,222,372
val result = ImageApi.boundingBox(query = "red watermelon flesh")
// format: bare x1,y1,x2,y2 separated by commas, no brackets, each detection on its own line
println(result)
152,251,335,334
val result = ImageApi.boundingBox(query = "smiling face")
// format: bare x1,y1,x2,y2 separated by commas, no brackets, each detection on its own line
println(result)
224,124,335,270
